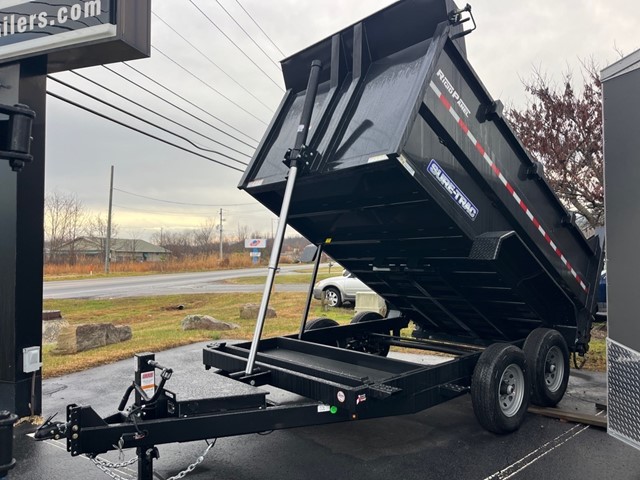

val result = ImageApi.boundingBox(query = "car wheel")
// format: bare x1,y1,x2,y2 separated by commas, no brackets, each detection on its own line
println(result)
324,287,342,307
523,328,569,407
471,343,530,434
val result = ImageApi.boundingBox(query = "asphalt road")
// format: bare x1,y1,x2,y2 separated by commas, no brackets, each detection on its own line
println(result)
43,265,316,299
12,342,640,480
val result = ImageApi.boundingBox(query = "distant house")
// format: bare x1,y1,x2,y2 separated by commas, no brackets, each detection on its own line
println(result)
57,237,171,262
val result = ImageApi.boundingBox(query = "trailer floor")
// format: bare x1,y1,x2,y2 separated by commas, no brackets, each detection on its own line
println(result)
11,341,640,480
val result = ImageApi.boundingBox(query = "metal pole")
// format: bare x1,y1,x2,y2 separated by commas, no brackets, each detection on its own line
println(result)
298,244,323,339
104,165,114,273
219,208,223,260
245,59,322,375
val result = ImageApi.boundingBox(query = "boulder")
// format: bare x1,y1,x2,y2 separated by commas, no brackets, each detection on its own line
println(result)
42,318,69,344
239,303,276,320
181,314,239,331
53,323,132,355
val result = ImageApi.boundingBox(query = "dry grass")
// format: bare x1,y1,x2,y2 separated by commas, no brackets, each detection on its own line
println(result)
42,293,354,378
44,253,254,279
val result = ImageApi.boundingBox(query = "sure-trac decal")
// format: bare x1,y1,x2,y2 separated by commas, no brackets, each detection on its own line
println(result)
427,159,478,220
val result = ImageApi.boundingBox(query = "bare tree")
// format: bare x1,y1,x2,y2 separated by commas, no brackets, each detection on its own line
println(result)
44,191,86,262
85,213,119,259
193,218,216,255
507,60,603,228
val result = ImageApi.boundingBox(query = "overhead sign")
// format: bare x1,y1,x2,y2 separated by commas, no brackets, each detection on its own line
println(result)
0,0,150,72
245,238,267,249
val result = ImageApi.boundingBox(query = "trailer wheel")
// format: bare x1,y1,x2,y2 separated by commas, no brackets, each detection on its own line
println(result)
523,328,569,407
348,312,390,356
324,287,342,307
305,317,345,348
471,344,530,434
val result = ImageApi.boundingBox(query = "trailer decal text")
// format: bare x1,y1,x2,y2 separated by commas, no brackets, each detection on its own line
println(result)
436,69,471,117
427,159,478,220
428,80,588,293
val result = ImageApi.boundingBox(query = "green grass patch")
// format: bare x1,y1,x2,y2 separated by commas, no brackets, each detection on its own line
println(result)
226,272,335,285
42,293,354,378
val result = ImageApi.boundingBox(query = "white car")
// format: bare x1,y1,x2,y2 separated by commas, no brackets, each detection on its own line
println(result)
313,270,372,307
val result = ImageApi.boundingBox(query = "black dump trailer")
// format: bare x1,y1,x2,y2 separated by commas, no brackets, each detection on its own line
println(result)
37,1,603,478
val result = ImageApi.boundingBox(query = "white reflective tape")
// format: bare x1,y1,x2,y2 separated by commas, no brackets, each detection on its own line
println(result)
526,209,534,221
570,269,578,278
512,192,522,204
580,281,587,290
498,173,508,186
549,241,557,251
538,225,546,237
430,81,441,97
467,131,477,145
449,107,460,122
483,152,494,167
560,255,567,265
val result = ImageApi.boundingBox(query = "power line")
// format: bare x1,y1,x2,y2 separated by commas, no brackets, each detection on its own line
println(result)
186,0,283,91
113,204,212,217
152,45,268,126
233,0,285,57
113,63,260,146
151,10,274,113
48,75,249,167
212,0,280,68
67,70,253,159
113,187,256,207
47,90,245,173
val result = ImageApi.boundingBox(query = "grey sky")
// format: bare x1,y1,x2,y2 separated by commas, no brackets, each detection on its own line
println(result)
44,0,638,240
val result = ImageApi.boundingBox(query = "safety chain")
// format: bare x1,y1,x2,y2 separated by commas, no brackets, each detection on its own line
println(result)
166,441,215,480
89,440,215,480
90,456,137,480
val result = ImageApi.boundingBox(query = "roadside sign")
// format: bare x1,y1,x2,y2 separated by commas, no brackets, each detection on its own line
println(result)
249,251,261,258
0,0,150,72
245,238,267,249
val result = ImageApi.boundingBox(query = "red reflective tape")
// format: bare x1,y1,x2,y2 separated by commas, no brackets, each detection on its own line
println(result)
475,143,485,156
440,94,451,110
458,118,469,134
519,200,527,212
506,182,515,194
491,163,500,176
575,275,582,284
532,217,540,229
566,262,572,272
544,233,551,242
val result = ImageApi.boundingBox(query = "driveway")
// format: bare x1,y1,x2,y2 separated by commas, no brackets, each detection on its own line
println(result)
10,343,640,480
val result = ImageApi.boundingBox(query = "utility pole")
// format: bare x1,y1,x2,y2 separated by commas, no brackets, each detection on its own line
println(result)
105,165,114,273
218,208,224,260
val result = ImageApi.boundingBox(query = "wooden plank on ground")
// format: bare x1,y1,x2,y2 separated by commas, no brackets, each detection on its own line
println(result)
528,406,607,429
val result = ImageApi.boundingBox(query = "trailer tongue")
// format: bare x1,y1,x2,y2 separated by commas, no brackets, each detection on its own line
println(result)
36,2,603,479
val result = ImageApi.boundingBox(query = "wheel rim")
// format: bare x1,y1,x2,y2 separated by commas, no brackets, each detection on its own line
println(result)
498,363,525,417
325,290,338,307
544,346,564,392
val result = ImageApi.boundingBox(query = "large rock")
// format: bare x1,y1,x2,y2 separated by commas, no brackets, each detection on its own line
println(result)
53,323,132,355
42,318,69,344
239,303,276,320
181,314,239,331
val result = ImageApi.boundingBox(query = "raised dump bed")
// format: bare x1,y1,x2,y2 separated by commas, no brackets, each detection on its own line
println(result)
240,0,602,352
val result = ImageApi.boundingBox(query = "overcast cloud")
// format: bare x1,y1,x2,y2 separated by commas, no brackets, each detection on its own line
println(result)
43,0,638,240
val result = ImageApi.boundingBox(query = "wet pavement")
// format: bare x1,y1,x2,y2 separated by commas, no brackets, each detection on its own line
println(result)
8,342,640,480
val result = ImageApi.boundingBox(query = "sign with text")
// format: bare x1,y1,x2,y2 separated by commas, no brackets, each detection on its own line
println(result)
0,0,150,72
245,238,267,249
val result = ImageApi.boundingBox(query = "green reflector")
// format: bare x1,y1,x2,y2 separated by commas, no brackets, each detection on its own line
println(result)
330,406,338,414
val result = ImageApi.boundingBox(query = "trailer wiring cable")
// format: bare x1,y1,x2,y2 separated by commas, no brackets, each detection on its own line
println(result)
47,79,248,167
152,45,270,126
186,0,284,91
65,70,254,160
152,10,275,114
48,75,250,166
47,91,245,173
112,63,260,146
232,0,286,57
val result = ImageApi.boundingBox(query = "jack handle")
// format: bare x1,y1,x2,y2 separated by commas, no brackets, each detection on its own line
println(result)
448,4,476,39
118,361,173,411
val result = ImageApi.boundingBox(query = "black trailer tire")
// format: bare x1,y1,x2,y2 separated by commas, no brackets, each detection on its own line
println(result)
523,328,570,407
305,317,340,330
349,311,390,356
324,287,342,307
305,317,344,347
471,344,530,434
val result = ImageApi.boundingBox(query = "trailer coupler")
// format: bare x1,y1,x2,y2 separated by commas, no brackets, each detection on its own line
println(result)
34,413,68,441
